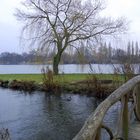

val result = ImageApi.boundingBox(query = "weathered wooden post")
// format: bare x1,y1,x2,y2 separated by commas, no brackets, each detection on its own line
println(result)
134,83,140,121
122,95,129,140
95,126,101,140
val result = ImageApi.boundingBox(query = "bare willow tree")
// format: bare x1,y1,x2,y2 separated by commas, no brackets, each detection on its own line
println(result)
15,0,127,74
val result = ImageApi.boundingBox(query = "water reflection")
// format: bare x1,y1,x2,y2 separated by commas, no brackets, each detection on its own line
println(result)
0,88,99,140
0,88,131,140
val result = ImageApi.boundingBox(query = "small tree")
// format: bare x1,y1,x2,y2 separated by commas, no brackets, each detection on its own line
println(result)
15,0,127,74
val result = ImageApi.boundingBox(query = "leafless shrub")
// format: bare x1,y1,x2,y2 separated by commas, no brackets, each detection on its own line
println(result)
9,80,36,91
86,64,113,98
113,63,135,83
41,67,60,93
0,128,10,140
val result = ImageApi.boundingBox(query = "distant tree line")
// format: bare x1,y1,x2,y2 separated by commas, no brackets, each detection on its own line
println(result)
0,41,140,64
0,51,42,64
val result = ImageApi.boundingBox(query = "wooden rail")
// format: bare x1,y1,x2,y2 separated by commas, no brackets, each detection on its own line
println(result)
73,75,140,140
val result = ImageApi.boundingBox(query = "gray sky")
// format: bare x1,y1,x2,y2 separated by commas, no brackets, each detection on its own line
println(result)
0,0,140,53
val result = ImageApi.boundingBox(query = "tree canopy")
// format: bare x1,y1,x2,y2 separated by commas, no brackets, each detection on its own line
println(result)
15,0,127,74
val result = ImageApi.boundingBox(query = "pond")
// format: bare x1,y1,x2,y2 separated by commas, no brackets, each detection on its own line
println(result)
0,88,101,140
0,88,123,140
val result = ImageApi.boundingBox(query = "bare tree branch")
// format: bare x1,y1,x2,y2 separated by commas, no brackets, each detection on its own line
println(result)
15,0,127,74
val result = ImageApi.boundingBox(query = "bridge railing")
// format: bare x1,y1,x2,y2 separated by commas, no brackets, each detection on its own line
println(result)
73,75,140,140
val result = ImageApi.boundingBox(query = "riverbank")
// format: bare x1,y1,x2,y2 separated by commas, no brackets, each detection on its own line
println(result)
0,74,124,98
0,74,124,83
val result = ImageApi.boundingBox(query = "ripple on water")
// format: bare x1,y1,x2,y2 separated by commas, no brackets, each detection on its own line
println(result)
0,88,121,140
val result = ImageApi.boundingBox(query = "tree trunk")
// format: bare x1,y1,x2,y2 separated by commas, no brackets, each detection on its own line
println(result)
53,52,61,75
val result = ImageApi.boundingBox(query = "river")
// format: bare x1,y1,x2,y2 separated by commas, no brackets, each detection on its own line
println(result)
0,64,140,74
0,64,115,74
0,88,100,140
0,88,122,140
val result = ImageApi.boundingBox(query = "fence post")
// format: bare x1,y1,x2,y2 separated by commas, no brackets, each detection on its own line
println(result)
95,126,101,140
134,84,140,121
122,95,129,140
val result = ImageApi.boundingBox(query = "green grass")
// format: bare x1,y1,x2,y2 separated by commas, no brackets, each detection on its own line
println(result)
0,74,125,84
0,74,43,83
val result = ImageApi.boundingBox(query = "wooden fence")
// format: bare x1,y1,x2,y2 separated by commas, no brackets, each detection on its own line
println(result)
73,75,140,140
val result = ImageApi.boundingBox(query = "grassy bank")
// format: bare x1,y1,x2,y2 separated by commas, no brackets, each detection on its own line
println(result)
0,74,126,98
0,74,124,84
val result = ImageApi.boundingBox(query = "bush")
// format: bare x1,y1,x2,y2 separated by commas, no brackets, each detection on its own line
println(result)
41,67,60,93
9,80,36,91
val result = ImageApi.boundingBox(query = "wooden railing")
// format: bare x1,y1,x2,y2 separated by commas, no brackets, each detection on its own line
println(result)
73,75,140,140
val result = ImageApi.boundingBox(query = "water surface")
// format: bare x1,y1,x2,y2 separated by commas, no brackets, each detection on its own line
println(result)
0,88,100,140
0,88,127,140
0,64,114,74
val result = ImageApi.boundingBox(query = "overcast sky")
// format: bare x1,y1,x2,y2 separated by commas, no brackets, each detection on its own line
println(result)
0,0,140,53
